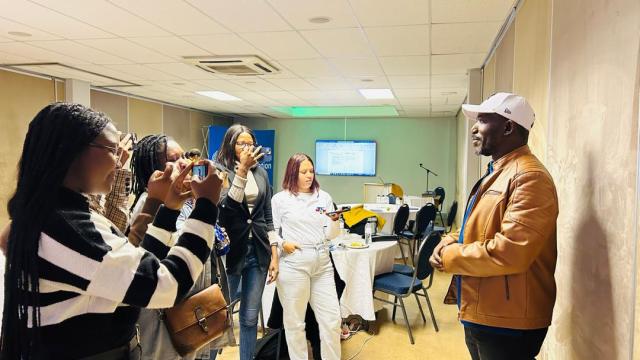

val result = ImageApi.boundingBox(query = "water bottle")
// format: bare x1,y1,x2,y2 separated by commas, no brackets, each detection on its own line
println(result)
364,217,376,244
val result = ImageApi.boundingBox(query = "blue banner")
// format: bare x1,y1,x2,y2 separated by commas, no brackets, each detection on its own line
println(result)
207,126,275,186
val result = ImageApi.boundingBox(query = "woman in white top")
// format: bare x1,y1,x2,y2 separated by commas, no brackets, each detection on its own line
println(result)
271,153,342,360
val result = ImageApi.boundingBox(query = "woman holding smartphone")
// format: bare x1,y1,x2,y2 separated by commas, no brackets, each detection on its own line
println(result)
0,103,222,359
271,153,342,360
214,124,279,360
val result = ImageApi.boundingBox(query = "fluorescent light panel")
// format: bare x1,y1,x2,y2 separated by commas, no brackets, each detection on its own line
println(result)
196,91,241,101
358,88,394,99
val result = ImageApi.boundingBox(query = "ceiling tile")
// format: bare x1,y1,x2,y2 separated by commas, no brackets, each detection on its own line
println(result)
330,58,384,77
105,64,179,80
75,64,146,81
28,0,168,37
129,37,211,59
346,76,390,89
77,38,174,63
261,91,302,101
266,77,316,90
306,77,351,90
242,31,319,60
289,90,335,100
0,17,61,41
430,87,468,98
431,53,486,74
278,59,338,77
300,28,373,58
0,41,86,64
431,22,502,54
0,50,35,63
267,0,358,30
379,56,429,75
364,25,429,56
431,74,468,88
431,0,513,23
194,79,249,92
387,75,429,89
186,0,292,33
398,97,430,106
393,88,429,97
231,78,282,91
109,0,229,35
28,40,131,65
183,33,263,56
147,63,215,80
349,0,429,26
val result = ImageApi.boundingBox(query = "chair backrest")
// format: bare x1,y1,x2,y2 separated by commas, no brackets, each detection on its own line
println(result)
415,231,442,281
446,201,458,227
414,203,437,238
392,204,410,235
434,187,445,209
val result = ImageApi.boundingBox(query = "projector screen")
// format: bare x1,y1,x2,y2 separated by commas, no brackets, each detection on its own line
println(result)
315,140,376,176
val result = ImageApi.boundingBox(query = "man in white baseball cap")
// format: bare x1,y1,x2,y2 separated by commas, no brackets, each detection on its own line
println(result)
429,92,559,360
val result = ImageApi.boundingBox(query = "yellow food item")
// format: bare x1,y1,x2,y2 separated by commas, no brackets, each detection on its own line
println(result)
351,242,363,247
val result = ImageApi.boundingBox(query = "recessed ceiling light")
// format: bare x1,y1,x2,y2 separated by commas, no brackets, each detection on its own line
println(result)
358,88,394,100
245,81,256,84
309,16,331,24
196,91,241,101
361,79,374,83
441,91,457,95
8,31,32,37
172,82,186,86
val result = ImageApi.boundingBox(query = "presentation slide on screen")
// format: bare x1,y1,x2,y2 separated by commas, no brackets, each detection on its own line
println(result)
316,140,376,176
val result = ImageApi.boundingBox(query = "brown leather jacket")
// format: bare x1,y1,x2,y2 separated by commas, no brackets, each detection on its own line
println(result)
441,145,558,330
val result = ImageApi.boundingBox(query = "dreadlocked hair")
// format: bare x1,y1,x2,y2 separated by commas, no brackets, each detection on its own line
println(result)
130,134,168,210
1,103,111,359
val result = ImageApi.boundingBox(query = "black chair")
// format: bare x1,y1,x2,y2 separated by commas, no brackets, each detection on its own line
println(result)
372,204,411,267
399,203,437,265
434,200,458,234
434,187,446,226
373,231,441,344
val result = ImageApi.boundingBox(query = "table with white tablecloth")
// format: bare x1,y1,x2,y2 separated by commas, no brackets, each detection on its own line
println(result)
330,237,397,321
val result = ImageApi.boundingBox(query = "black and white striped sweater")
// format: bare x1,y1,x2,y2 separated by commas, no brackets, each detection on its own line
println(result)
34,187,216,358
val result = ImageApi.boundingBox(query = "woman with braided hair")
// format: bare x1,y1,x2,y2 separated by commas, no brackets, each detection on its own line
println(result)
0,103,222,359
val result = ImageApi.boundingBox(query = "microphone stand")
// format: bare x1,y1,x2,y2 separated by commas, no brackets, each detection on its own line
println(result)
419,163,438,196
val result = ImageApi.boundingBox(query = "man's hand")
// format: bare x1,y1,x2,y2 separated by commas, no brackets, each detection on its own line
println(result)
429,238,451,271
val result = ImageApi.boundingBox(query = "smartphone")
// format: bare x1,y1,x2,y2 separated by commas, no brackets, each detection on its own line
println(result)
192,164,208,179
326,206,352,216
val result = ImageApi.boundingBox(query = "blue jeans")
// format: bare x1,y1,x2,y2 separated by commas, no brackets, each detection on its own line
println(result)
211,243,267,360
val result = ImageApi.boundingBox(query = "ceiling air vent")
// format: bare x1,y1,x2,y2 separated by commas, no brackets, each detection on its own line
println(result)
184,55,279,76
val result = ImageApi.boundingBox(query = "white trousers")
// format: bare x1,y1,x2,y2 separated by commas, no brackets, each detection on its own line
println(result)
276,247,342,360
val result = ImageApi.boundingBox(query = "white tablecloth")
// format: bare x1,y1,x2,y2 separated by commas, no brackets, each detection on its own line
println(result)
330,238,397,321
261,238,398,322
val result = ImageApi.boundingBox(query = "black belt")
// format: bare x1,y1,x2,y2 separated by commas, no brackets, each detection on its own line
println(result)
79,330,141,360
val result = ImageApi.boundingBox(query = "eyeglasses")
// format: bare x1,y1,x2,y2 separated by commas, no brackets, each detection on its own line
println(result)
235,142,256,149
89,142,122,157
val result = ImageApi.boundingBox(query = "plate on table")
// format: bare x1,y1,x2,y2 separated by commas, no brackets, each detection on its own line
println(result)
345,241,370,249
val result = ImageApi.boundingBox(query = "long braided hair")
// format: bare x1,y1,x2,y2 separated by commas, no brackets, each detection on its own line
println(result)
1,103,111,359
129,134,168,210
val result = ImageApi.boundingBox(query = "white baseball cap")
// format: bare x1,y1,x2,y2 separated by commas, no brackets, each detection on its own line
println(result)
461,92,535,131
